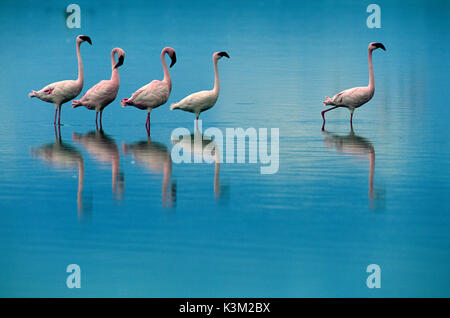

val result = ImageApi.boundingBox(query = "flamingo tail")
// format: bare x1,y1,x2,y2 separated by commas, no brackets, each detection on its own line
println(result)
72,99,83,108
170,103,180,110
322,96,335,106
120,98,134,107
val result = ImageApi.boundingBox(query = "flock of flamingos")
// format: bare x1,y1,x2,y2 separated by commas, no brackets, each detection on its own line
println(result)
29,35,384,213
29,35,386,132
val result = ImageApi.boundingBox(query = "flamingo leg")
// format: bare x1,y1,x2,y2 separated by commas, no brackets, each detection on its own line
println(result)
54,107,58,125
195,115,199,130
99,110,103,129
350,110,354,129
145,112,150,129
321,106,338,130
57,105,62,126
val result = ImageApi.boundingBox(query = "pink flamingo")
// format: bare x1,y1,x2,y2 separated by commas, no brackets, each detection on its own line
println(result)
121,47,177,134
322,42,386,130
72,48,125,129
29,35,92,125
170,51,230,127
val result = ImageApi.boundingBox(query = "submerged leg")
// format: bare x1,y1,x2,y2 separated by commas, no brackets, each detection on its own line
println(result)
321,106,338,130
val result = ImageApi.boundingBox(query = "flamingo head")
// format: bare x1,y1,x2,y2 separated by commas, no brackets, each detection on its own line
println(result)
214,51,230,61
369,42,386,51
113,48,125,68
163,47,177,68
77,35,92,45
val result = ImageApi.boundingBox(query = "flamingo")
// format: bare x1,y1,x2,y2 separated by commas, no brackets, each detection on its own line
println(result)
121,47,177,134
29,35,92,125
322,42,386,130
170,51,230,126
72,48,125,129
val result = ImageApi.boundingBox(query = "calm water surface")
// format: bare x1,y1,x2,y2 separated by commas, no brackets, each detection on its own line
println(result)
0,0,449,297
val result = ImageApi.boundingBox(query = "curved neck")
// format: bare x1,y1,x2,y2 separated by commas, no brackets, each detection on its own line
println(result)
110,51,119,83
161,50,171,88
368,49,374,90
76,41,84,86
213,57,219,94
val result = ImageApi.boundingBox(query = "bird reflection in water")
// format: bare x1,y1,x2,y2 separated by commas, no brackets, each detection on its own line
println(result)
322,128,383,208
171,129,223,199
31,126,88,219
122,135,176,206
72,129,124,201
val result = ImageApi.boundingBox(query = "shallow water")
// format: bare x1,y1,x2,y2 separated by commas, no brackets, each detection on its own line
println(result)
0,0,449,297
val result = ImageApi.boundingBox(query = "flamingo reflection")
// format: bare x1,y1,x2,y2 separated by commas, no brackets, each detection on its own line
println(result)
72,129,124,200
31,126,85,215
171,129,222,198
322,128,375,200
122,136,176,206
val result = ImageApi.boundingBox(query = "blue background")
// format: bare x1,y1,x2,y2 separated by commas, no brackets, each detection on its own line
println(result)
0,0,449,297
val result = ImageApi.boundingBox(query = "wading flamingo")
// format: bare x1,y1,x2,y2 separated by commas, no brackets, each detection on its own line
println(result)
121,47,177,134
170,51,229,126
322,42,386,130
72,48,125,129
29,35,92,125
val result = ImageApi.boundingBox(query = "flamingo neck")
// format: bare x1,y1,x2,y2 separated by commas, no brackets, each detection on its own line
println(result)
368,49,375,91
76,41,84,86
213,58,220,95
161,50,172,91
110,52,119,83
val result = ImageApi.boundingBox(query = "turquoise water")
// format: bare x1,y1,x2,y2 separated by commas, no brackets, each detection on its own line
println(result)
0,0,449,297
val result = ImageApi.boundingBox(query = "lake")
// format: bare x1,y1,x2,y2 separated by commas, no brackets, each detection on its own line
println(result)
0,0,449,297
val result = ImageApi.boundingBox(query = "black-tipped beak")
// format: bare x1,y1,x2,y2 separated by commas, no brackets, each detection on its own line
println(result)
80,36,92,45
115,55,124,68
373,42,386,51
170,52,177,68
218,51,230,58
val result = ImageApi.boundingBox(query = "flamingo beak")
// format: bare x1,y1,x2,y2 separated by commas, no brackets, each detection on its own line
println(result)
373,43,386,51
170,52,177,68
115,55,124,68
80,36,92,45
218,51,230,58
